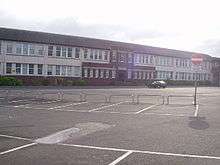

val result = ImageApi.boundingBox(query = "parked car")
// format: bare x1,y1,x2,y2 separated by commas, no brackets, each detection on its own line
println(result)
147,80,167,88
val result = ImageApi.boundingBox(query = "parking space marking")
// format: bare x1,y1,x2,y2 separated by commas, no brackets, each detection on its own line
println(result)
59,143,220,160
48,102,88,110
134,104,158,114
194,104,199,117
108,151,133,165
88,101,128,112
0,134,32,141
9,99,36,103
0,143,37,155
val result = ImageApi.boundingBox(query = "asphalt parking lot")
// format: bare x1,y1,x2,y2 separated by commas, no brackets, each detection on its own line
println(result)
0,86,220,165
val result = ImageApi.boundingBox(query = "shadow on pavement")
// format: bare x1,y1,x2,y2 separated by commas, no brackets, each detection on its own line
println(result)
188,116,209,130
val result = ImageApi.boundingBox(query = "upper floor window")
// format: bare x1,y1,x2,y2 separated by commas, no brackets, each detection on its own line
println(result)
23,44,28,55
29,45,35,55
84,48,88,59
98,50,102,59
6,43,13,54
90,50,94,59
75,48,80,58
48,46,53,56
15,44,22,54
56,46,61,56
37,45,44,56
128,54,132,63
67,48,72,58
119,53,125,63
94,50,98,59
61,47,67,57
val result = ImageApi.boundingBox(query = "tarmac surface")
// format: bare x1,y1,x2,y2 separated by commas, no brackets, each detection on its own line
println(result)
0,86,220,165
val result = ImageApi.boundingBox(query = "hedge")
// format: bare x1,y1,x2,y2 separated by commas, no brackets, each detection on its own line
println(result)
0,77,23,86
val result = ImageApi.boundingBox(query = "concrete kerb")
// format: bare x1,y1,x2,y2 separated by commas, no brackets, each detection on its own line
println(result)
166,95,194,105
137,94,165,105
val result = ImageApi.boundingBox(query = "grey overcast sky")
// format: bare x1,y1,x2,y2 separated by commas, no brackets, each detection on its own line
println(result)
1,0,220,57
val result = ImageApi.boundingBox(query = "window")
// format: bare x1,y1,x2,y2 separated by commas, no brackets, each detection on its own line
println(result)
100,69,104,78
150,56,153,64
138,71,142,79
29,45,35,55
38,64,43,75
112,70,116,78
29,64,34,74
47,65,53,75
38,45,44,56
104,51,108,61
95,69,99,78
15,44,22,54
176,59,179,66
67,66,72,76
61,66,66,76
98,50,102,59
22,64,28,75
67,48,72,57
6,43,13,54
119,54,125,62
143,72,146,79
75,48,80,58
128,70,132,79
6,63,12,74
83,68,88,78
56,65,61,75
74,66,80,77
23,44,28,55
94,50,98,59
128,54,132,63
106,70,109,78
16,63,21,74
90,69,93,78
134,71,138,79
62,47,67,57
56,46,61,56
90,50,94,59
48,46,54,56
111,52,116,62
145,56,148,64
84,48,88,59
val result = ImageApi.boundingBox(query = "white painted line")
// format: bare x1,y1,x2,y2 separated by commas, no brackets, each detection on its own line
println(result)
0,143,36,155
0,134,32,141
194,104,199,117
134,104,158,114
89,101,128,112
108,151,133,165
10,99,34,103
48,102,88,110
59,143,220,160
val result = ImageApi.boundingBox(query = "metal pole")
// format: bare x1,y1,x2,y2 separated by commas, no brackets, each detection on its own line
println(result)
194,78,197,106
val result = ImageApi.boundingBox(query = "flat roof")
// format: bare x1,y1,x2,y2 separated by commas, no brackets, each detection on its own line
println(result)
0,27,212,60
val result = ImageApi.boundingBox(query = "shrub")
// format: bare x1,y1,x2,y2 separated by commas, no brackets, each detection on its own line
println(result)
73,79,87,86
0,77,23,86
